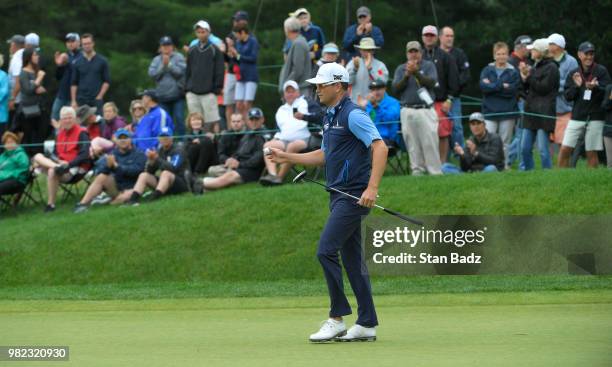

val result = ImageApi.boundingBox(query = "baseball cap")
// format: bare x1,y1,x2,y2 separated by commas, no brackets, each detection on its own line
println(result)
114,128,132,139
158,127,173,137
159,36,173,45
306,62,349,85
65,33,80,42
468,112,485,123
578,41,595,53
6,34,25,45
290,8,309,17
548,33,565,49
194,20,211,31
356,6,371,17
25,33,40,46
527,38,549,52
406,40,422,51
283,80,299,91
140,89,159,102
232,10,249,21
422,25,438,36
248,107,264,119
322,42,339,54
369,79,386,89
514,35,532,46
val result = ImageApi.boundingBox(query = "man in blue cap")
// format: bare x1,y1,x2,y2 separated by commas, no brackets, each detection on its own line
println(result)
268,62,388,343
73,128,146,212
127,126,190,205
133,89,174,152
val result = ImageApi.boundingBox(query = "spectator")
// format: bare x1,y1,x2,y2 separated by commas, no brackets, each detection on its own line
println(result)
0,131,29,196
70,33,110,112
52,33,81,128
6,35,25,123
342,6,384,62
421,25,459,163
148,36,186,140
76,105,101,141
233,24,259,120
201,107,266,190
603,84,612,168
346,37,388,104
101,102,126,140
278,17,312,97
260,80,310,185
442,112,504,174
314,43,340,75
293,93,326,152
363,79,402,148
133,90,174,152
185,20,224,134
548,33,579,151
208,112,246,177
13,48,47,157
222,10,249,130
508,35,533,69
32,106,91,212
392,41,441,176
558,42,611,168
73,129,146,212
506,35,533,170
127,127,190,205
479,41,520,165
440,26,470,149
128,99,145,129
185,112,217,175
291,8,326,63
519,38,560,170
0,54,9,138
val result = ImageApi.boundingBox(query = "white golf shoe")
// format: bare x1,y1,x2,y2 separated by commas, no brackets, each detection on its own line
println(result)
309,319,347,343
336,324,376,342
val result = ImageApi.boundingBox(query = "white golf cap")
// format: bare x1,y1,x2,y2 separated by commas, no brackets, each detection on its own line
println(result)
194,20,211,31
25,33,40,46
548,33,566,49
306,62,349,85
283,80,299,91
527,38,549,52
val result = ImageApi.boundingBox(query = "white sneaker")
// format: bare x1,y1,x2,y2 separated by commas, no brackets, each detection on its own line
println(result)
336,324,376,342
91,193,112,205
309,319,347,343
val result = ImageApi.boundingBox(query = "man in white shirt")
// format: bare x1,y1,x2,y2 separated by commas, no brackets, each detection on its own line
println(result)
260,80,311,185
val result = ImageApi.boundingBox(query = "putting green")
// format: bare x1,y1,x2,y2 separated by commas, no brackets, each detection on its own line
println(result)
1,291,611,367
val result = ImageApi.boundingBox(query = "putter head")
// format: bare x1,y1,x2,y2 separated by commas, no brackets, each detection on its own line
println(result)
292,170,307,183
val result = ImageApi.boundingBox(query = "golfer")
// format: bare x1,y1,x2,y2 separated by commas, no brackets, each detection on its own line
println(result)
268,62,388,342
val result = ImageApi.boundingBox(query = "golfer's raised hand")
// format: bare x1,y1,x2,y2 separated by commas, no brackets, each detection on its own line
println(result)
358,187,377,208
266,147,288,164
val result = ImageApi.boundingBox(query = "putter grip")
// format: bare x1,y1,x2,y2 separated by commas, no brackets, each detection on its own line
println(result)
383,208,424,226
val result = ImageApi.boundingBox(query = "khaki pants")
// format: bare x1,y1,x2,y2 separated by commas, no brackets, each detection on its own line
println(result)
400,107,442,175
186,92,220,123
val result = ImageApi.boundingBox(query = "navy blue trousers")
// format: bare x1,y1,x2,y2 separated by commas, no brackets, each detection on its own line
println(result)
317,191,378,327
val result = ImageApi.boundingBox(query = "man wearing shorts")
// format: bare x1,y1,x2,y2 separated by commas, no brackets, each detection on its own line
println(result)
200,107,266,190
233,24,259,120
558,42,610,168
127,127,190,205
185,20,224,133
32,106,91,212
260,80,310,185
73,129,146,213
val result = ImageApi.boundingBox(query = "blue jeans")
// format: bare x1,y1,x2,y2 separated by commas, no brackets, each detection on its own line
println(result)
442,162,498,174
507,100,525,169
449,97,465,148
51,97,70,121
160,98,186,139
521,129,552,170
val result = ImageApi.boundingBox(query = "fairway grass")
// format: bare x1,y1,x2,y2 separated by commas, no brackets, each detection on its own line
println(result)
2,291,611,367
